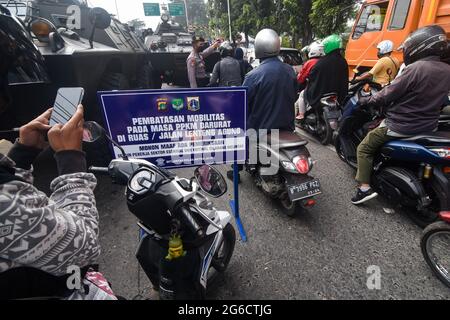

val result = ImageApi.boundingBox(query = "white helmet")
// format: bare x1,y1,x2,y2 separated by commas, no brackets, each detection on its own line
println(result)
308,41,325,58
377,40,394,55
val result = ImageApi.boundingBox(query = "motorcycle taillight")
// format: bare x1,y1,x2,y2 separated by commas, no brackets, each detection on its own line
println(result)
293,156,310,174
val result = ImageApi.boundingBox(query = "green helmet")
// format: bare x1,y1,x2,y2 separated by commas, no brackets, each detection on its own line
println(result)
322,34,343,55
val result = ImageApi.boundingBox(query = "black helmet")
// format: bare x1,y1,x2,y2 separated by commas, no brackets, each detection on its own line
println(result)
219,41,234,57
402,25,447,66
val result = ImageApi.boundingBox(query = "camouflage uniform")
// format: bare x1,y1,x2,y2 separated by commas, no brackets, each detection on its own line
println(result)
187,45,216,88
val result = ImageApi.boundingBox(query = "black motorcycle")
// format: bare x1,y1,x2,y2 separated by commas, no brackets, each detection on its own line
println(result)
247,131,322,216
335,89,450,227
84,122,236,300
298,93,342,145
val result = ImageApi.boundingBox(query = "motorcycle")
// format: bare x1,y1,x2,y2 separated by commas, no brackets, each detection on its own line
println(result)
247,131,322,216
298,92,342,145
421,211,450,289
83,122,236,300
335,89,450,227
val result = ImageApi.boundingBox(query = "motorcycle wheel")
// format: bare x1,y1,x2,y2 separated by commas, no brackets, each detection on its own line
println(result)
407,184,440,228
421,221,450,288
334,137,347,163
317,114,333,145
280,193,304,217
211,224,236,273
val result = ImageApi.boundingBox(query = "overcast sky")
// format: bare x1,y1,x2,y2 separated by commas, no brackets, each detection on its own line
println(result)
87,0,168,29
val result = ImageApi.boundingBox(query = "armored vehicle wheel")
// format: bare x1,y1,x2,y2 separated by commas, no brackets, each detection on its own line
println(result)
99,72,130,91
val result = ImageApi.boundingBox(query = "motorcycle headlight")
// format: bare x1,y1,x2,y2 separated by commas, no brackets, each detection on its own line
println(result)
31,18,56,42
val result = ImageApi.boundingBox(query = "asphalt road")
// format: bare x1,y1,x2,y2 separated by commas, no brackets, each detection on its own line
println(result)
74,128,447,300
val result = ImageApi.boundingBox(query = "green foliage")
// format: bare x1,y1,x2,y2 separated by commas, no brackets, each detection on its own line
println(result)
310,0,356,38
207,0,357,48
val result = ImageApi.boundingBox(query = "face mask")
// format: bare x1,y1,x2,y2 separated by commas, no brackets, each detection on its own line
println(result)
198,42,208,53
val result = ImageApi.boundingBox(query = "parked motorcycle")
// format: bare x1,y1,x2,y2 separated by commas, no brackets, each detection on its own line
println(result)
83,122,236,300
421,211,450,288
247,131,322,216
298,93,342,145
335,90,450,227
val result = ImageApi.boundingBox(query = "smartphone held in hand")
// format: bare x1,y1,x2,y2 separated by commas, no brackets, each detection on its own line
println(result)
50,87,84,126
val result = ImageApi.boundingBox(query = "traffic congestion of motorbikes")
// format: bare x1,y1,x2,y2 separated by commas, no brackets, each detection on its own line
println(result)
0,0,450,301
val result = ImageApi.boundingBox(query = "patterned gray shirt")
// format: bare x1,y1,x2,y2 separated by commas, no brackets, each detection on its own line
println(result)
0,153,100,277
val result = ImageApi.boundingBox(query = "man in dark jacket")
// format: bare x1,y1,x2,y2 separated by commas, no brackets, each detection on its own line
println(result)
227,29,297,182
352,25,450,205
244,29,297,131
306,34,348,107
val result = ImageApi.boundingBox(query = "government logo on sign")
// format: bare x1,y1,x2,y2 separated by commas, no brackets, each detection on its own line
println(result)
172,98,184,111
157,98,168,111
187,97,200,112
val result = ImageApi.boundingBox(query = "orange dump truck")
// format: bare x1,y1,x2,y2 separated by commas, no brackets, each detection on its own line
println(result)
346,0,450,75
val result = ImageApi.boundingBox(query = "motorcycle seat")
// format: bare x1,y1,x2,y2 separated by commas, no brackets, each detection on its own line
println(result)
267,131,308,149
401,131,450,144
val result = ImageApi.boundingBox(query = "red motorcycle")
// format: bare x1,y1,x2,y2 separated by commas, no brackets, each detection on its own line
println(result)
421,211,450,288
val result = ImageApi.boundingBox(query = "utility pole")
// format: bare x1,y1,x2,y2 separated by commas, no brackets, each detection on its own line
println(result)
183,0,189,29
227,0,232,42
114,0,120,21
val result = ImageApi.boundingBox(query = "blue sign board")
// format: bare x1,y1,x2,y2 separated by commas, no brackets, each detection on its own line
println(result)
98,88,247,169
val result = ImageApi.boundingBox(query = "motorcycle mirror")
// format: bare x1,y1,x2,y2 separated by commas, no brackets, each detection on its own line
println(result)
83,121,104,143
83,121,128,160
194,165,227,198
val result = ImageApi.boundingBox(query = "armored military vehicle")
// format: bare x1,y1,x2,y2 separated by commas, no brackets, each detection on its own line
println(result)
1,0,156,126
145,13,219,87
0,4,49,137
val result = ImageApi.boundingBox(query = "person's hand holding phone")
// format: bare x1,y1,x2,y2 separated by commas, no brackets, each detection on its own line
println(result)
19,108,53,150
48,105,84,153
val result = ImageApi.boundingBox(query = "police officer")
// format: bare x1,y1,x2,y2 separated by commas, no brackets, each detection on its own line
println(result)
187,36,221,88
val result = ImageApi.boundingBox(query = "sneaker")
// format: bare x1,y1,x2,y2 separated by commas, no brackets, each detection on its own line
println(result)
351,188,378,205
226,170,241,184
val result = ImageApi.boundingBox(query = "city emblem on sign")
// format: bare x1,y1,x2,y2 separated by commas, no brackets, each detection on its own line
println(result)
187,97,200,112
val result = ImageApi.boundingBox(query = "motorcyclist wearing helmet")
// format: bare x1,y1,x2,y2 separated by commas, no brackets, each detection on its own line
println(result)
0,11,115,299
355,40,400,86
209,41,243,87
187,36,221,88
244,29,297,131
226,29,297,182
352,25,450,205
295,41,325,120
305,34,349,108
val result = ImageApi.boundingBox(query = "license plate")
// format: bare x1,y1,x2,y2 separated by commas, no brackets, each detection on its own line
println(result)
287,179,322,201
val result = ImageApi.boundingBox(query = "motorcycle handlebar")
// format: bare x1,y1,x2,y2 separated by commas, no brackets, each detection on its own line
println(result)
177,206,204,238
88,166,110,175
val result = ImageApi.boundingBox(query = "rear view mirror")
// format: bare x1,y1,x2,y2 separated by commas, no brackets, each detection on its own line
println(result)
194,165,227,198
83,121,104,143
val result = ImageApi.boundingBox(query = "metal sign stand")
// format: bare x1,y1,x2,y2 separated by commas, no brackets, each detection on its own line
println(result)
229,163,247,242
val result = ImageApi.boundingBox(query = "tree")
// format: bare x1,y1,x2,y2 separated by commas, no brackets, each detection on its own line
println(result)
310,0,356,38
283,0,313,47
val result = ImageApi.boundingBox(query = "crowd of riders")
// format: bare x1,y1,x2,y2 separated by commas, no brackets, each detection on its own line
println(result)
1,18,450,299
